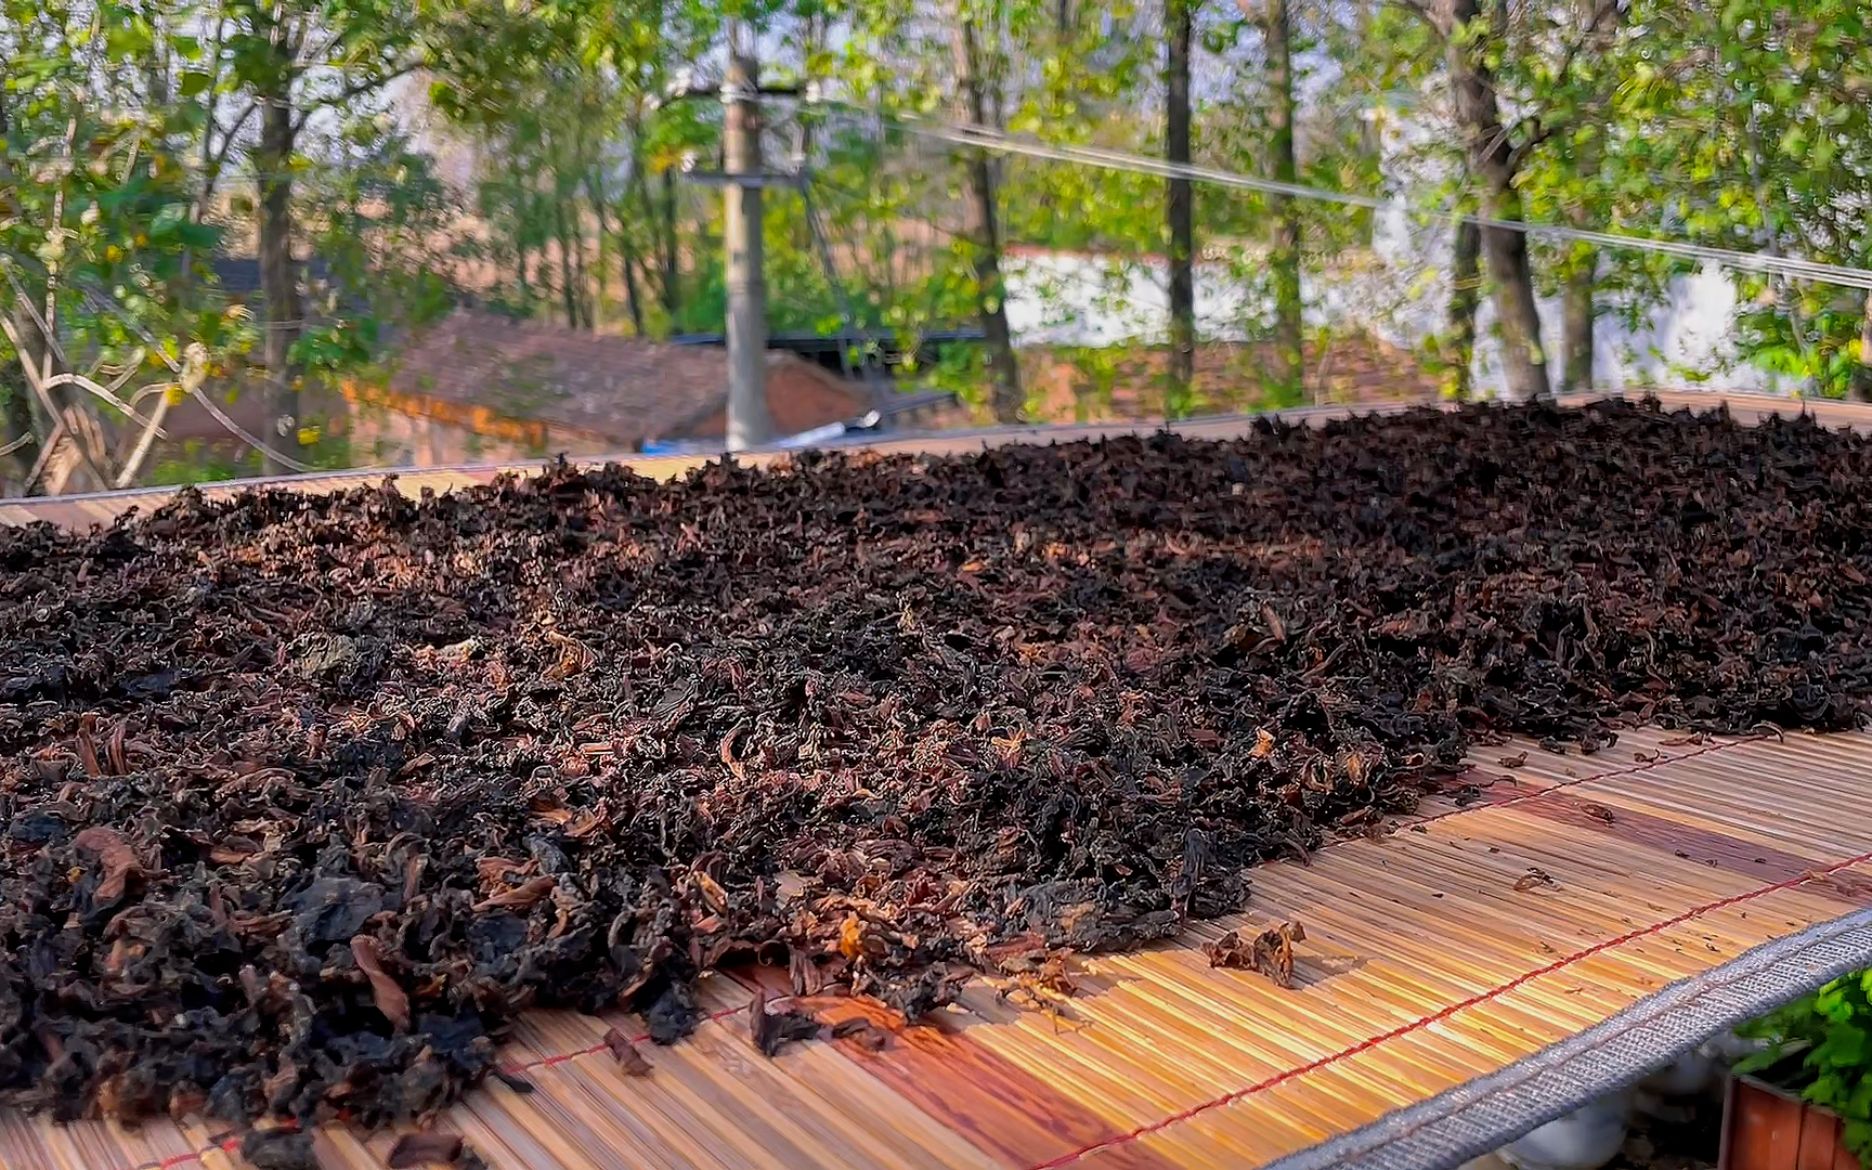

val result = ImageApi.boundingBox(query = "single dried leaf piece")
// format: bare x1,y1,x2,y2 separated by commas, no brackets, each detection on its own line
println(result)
474,857,531,891
602,1027,653,1075
789,948,824,997
1578,801,1617,825
837,913,868,962
76,714,105,776
830,1018,890,1051
209,841,260,864
351,936,412,1031
1497,752,1528,768
74,826,142,903
693,870,730,914
1205,920,1306,989
386,1131,465,1167
472,875,556,912
526,795,574,826
749,989,821,1057
1513,867,1557,892
1260,603,1287,643
1251,727,1276,758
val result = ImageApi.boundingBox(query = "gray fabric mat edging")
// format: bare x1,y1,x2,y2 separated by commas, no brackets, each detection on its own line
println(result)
1264,907,1872,1170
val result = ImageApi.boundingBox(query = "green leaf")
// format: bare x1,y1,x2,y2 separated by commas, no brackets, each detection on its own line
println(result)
147,203,189,238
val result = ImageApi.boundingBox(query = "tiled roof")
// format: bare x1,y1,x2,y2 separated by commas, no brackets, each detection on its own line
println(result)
382,309,860,446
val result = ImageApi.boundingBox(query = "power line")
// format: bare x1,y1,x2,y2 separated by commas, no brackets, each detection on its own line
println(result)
811,105,1872,293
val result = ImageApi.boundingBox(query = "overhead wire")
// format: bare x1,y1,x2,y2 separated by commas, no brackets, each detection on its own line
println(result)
800,102,1872,293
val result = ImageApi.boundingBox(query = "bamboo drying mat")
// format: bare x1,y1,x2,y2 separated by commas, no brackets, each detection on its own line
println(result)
7,391,1872,1168
3,726,1870,1170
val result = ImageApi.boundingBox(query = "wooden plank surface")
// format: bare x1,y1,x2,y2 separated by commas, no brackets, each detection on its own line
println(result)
3,728,1869,1170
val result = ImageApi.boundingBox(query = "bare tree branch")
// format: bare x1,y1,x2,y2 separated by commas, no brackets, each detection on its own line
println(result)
1387,0,1449,35
21,416,71,493
38,373,164,431
188,378,316,472
291,61,424,137
202,99,260,204
112,390,174,488
1505,0,1626,167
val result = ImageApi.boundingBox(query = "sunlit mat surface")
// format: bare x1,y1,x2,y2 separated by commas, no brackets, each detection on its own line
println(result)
2,727,1870,1170
6,391,1872,1169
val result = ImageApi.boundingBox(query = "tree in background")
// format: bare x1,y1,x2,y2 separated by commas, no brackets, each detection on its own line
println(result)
1602,0,1872,398
1256,0,1302,401
195,0,434,470
950,2,1024,421
0,0,248,493
1164,0,1196,414
1373,0,1632,401
11,0,1872,500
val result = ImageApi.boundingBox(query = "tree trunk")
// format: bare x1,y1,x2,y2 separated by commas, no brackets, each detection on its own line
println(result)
1,303,53,490
604,184,646,336
1446,0,1548,401
1165,0,1196,417
256,75,303,475
618,238,646,334
1445,215,1482,400
554,196,580,328
625,168,661,330
0,88,35,488
1353,0,1381,246
953,12,1023,423
1851,288,1872,403
659,168,680,318
1265,0,1304,402
1560,256,1595,395
585,173,610,331
1559,3,1611,397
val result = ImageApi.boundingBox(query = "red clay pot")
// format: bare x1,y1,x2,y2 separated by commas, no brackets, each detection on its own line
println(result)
1719,1073,1859,1170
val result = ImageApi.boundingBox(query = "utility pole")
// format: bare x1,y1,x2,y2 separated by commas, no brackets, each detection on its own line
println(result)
722,41,776,451
661,30,806,449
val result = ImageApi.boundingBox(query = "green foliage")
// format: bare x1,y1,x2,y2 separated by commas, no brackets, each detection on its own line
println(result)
9,0,1872,481
1543,0,1872,395
304,116,462,345
1738,972,1872,1165
146,441,253,485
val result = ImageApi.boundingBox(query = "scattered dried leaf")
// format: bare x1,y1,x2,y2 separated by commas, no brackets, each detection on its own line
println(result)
1205,920,1307,988
602,1028,652,1076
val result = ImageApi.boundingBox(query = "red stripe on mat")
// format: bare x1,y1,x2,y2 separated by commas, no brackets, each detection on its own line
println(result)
1026,844,1872,1169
